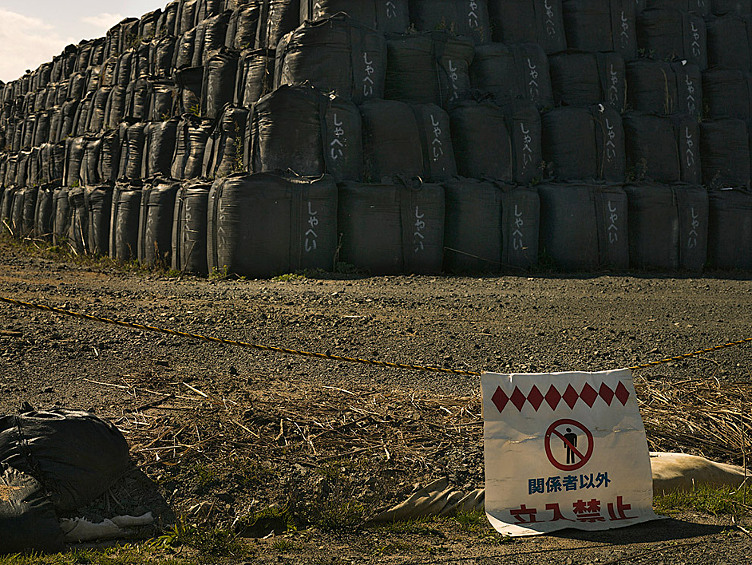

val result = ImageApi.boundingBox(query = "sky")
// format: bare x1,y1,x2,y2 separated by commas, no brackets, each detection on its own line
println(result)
0,0,163,82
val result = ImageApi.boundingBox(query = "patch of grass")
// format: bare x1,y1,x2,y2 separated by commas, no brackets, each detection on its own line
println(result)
654,484,752,516
372,516,446,537
373,539,447,557
229,458,278,488
192,464,219,492
453,510,490,533
273,272,306,282
271,538,298,552
208,264,230,281
151,516,243,558
0,545,194,565
449,511,512,544
372,540,419,556
234,505,295,538
315,498,365,531
315,460,353,482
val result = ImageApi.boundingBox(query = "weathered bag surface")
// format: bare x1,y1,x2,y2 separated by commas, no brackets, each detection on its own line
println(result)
385,31,475,109
700,119,750,189
338,178,445,274
538,183,629,271
562,0,638,60
409,0,492,44
207,172,338,277
470,43,554,110
549,51,625,112
361,99,455,183
707,188,752,270
138,181,180,267
443,178,540,272
249,84,363,181
300,0,410,33
624,183,708,271
637,7,707,69
623,112,700,184
276,14,387,104
488,0,567,54
626,60,702,118
109,184,142,262
172,180,211,274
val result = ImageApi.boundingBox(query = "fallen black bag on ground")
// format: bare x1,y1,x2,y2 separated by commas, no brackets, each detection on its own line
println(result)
0,464,65,555
0,408,132,514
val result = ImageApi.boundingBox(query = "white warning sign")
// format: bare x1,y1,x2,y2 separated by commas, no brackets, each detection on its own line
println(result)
482,369,659,536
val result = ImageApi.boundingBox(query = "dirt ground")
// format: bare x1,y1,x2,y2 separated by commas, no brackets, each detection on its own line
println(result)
1,236,751,564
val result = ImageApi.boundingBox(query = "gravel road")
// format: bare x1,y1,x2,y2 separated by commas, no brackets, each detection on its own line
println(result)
1,238,751,564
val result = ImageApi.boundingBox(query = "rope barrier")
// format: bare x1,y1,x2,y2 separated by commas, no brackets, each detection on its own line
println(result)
627,337,752,370
0,295,481,377
1,295,749,375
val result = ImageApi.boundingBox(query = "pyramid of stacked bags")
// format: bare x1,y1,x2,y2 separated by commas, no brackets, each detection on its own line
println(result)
1,0,752,277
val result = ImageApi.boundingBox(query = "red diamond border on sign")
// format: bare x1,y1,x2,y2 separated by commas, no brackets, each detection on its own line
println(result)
490,382,631,414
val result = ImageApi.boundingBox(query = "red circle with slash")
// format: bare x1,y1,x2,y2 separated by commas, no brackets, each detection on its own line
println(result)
544,419,594,471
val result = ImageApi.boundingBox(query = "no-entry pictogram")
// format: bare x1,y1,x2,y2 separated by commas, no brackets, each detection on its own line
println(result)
544,419,594,471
